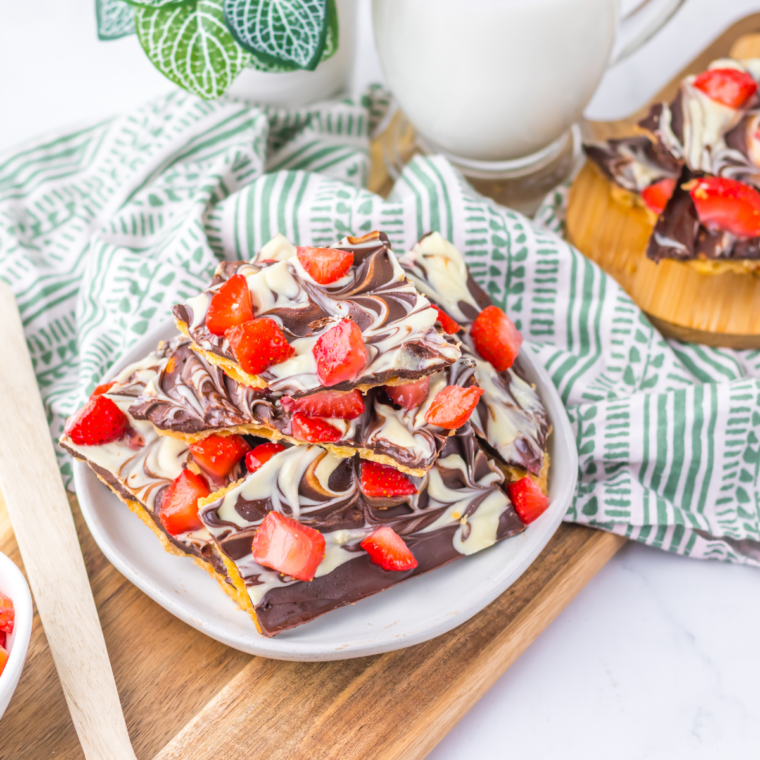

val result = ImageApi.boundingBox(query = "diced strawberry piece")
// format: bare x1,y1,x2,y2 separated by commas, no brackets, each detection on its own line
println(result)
0,631,5,649
361,526,418,571
92,381,115,396
425,385,485,430
508,476,550,525
0,644,8,678
432,305,461,334
282,389,365,420
190,434,250,479
159,470,210,536
226,318,295,376
313,319,367,387
641,177,676,215
64,395,129,446
689,176,760,238
471,305,523,371
291,413,342,443
0,593,14,634
385,376,431,410
693,68,757,109
206,274,254,336
245,442,286,473
296,246,353,284
252,511,326,581
361,461,417,498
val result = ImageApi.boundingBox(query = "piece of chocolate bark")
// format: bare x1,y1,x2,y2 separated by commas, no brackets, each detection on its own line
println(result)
397,233,550,482
646,168,760,270
198,425,525,637
129,337,480,476
59,349,244,600
173,231,461,396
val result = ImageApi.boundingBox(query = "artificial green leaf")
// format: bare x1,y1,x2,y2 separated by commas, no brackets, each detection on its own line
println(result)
96,0,135,40
224,0,329,71
126,0,193,6
246,0,336,73
136,0,250,100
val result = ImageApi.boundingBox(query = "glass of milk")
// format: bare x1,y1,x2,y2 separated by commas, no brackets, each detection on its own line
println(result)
372,0,684,208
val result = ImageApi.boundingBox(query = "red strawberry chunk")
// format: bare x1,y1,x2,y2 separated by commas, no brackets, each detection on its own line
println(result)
282,389,365,420
0,593,14,634
159,470,210,536
252,511,326,581
245,442,286,473
425,385,485,430
226,318,295,376
0,631,5,649
432,305,461,334
190,434,250,479
0,644,8,677
313,319,367,387
291,413,342,443
471,305,523,371
206,274,254,336
385,376,430,410
689,176,760,238
693,68,757,109
296,246,353,284
508,476,550,525
64,395,129,446
641,177,676,216
361,461,417,498
92,381,116,396
361,526,417,571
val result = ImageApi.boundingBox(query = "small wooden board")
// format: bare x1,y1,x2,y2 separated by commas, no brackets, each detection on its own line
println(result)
567,19,760,349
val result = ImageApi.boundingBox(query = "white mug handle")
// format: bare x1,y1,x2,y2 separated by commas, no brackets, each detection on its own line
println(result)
610,0,688,66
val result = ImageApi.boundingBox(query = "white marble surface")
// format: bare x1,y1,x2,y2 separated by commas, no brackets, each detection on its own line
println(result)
1,1,760,757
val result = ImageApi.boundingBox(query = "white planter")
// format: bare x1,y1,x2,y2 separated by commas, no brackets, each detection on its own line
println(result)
228,0,357,107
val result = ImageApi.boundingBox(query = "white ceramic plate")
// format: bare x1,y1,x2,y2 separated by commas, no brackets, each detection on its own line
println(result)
74,321,577,661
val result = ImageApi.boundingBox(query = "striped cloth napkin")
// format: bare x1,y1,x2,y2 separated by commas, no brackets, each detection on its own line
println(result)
1,88,758,566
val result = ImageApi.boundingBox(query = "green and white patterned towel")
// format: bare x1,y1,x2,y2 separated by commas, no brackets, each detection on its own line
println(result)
1,89,759,566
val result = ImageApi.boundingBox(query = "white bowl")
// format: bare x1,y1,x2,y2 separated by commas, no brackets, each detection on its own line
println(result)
74,319,577,661
0,552,33,721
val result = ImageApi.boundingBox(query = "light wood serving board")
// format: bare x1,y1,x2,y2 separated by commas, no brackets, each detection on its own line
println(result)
567,18,760,349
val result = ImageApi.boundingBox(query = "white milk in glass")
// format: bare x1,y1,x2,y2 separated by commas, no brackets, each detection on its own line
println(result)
373,0,618,162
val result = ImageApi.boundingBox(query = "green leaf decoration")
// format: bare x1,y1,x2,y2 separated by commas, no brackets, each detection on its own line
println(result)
136,0,250,100
96,0,135,40
246,0,337,72
127,0,193,5
224,0,329,71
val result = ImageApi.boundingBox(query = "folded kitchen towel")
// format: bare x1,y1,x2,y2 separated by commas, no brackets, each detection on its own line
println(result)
1,88,758,566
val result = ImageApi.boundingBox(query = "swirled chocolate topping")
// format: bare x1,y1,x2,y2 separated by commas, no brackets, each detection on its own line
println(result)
398,233,550,475
173,230,461,396
199,425,524,637
646,168,760,263
59,345,242,579
129,337,480,474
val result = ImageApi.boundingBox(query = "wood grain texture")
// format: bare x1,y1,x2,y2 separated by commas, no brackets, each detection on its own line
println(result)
568,20,760,347
0,283,135,760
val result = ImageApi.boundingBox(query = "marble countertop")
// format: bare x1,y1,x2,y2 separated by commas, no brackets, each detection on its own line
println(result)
1,1,759,757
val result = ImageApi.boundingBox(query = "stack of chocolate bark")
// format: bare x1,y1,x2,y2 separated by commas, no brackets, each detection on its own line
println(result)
61,231,551,637
584,57,760,274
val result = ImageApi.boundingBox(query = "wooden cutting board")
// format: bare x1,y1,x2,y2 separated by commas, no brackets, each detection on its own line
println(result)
13,19,760,758
567,18,760,348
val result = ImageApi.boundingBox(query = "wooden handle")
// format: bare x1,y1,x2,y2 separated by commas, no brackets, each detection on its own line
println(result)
0,283,136,760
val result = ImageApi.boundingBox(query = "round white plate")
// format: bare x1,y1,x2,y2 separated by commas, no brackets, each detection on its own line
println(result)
74,321,577,661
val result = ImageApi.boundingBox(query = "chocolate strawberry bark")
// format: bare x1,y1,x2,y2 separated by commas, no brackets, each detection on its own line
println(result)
129,337,483,476
646,169,760,268
198,425,525,637
398,233,550,481
59,348,248,593
173,231,461,396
